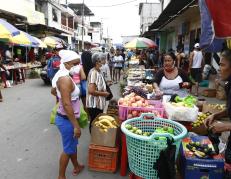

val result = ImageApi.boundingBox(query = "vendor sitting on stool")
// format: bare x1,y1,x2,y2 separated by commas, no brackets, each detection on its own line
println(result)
204,49,231,179
153,52,191,98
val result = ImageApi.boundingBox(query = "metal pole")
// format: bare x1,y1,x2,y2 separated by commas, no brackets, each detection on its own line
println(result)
81,0,84,51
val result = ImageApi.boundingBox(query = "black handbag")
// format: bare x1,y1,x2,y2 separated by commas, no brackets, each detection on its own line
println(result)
106,83,113,101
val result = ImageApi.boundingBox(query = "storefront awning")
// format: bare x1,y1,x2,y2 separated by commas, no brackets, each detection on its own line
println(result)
149,0,196,30
16,24,66,37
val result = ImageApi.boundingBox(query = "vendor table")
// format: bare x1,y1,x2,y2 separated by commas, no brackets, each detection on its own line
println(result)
0,62,41,86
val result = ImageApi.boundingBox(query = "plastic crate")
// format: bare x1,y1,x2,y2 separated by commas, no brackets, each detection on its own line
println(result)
119,100,164,121
88,144,119,173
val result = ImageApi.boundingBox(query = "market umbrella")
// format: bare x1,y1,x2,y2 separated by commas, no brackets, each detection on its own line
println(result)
9,31,39,47
125,37,157,49
42,36,67,48
33,37,47,48
0,18,20,39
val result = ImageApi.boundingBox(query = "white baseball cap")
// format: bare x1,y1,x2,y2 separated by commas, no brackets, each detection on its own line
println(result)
194,43,200,48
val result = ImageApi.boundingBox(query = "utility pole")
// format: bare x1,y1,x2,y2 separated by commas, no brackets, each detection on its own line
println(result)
81,0,85,51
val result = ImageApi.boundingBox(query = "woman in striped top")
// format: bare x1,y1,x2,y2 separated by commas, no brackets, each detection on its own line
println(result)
86,53,110,132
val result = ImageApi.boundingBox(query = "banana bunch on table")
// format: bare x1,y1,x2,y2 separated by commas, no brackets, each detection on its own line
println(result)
94,115,119,132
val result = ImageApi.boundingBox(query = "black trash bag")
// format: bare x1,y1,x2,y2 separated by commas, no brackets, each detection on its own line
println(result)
207,129,221,155
154,138,176,179
225,136,231,164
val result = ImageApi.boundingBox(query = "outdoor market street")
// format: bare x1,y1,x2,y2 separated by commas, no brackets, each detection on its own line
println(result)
0,79,123,179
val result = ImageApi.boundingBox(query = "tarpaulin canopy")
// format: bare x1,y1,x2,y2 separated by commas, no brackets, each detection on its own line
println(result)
199,0,231,52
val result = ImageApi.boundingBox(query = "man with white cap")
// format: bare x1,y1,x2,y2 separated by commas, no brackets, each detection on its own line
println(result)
51,50,84,179
189,43,204,96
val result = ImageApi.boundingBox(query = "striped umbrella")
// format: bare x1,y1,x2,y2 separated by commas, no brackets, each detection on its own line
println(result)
0,19,20,39
42,36,67,48
33,37,47,48
9,31,39,47
125,37,157,49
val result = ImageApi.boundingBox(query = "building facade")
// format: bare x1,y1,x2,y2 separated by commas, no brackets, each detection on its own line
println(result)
139,2,161,36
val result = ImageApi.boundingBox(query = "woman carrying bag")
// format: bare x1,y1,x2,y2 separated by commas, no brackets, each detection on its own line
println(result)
51,50,84,179
86,53,111,132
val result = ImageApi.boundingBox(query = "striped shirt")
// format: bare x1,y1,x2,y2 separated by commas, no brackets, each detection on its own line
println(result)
86,68,106,110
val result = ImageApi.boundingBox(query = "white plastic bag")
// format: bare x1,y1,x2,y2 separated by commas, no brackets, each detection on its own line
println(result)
164,102,198,122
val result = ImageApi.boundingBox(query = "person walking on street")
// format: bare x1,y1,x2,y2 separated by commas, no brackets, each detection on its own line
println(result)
107,47,115,80
113,49,124,83
51,50,84,179
86,53,110,132
189,43,204,96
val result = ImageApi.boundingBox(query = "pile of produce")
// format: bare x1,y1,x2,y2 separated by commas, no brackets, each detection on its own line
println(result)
125,124,152,136
94,115,119,133
206,104,225,111
170,95,197,108
186,141,216,158
127,110,161,119
125,124,174,139
192,112,212,128
118,93,153,108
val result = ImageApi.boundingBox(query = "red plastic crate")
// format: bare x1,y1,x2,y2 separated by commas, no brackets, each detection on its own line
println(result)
88,144,119,173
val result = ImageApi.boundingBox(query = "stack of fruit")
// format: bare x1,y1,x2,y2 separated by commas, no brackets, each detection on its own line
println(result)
125,124,152,136
118,93,153,108
94,115,119,133
125,124,174,138
186,141,215,158
127,110,161,119
192,112,212,128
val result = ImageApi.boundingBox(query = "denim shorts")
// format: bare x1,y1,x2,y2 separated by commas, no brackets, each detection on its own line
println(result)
55,115,78,155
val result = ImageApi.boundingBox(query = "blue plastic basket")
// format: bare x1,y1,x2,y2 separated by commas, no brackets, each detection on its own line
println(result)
121,113,187,179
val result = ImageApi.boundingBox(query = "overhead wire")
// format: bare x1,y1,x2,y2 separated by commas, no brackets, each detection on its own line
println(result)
89,0,138,8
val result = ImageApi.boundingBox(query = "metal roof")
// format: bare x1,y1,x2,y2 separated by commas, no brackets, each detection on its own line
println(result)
68,3,94,16
149,0,196,30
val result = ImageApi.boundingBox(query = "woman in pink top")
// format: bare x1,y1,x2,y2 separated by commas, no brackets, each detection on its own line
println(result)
70,62,87,109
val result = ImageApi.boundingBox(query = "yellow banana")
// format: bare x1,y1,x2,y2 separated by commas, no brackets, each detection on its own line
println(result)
98,115,115,122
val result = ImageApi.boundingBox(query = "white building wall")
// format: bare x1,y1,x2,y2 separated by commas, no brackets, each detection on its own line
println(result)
47,3,61,30
140,3,161,34
0,0,45,24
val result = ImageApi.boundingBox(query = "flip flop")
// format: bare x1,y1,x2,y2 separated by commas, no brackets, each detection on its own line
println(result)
72,164,85,176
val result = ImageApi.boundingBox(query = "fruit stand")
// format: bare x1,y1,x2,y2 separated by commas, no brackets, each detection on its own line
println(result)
88,64,227,178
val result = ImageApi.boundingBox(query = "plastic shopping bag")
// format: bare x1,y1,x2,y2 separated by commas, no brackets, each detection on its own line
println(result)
78,106,88,128
50,103,59,124
164,102,198,122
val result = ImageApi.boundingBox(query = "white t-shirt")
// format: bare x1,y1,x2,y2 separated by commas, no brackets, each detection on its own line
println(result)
100,64,111,82
5,50,12,62
192,50,203,68
113,55,123,68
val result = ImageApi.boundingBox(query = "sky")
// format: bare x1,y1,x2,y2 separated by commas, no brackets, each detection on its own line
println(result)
63,0,159,43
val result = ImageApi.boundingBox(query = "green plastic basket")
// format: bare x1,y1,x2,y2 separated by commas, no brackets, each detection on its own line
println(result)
121,113,187,179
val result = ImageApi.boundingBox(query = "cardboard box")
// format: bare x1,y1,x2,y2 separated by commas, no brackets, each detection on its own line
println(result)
179,136,224,179
91,114,119,147
202,103,224,114
202,89,217,97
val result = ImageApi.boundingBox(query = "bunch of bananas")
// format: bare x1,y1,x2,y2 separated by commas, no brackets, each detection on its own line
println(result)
94,115,119,133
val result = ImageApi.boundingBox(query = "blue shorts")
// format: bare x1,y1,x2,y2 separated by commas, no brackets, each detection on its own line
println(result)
55,115,78,155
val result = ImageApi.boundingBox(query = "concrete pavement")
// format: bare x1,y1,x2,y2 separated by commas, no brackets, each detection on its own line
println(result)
0,79,124,179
